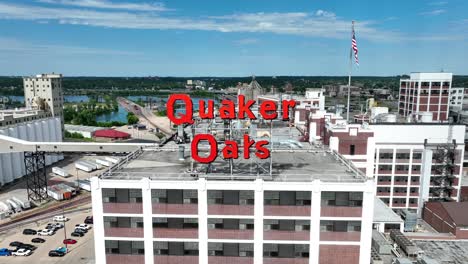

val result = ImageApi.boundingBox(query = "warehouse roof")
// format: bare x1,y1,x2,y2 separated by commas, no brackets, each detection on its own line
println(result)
426,201,468,226
65,124,105,133
94,129,131,139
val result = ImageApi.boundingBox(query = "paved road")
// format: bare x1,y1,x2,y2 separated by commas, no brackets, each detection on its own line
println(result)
0,210,95,264
118,97,172,135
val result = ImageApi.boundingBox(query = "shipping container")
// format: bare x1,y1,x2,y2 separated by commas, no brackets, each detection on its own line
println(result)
77,180,91,192
12,197,30,210
47,186,64,201
6,199,21,213
75,162,94,172
80,160,102,170
52,167,70,178
95,159,112,167
105,157,121,164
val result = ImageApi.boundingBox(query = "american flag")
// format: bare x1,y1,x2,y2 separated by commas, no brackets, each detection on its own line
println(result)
351,23,359,66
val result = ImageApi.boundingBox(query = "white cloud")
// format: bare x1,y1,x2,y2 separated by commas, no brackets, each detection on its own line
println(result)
0,2,462,42
420,9,446,16
0,37,140,55
37,0,170,12
234,38,259,45
315,10,335,18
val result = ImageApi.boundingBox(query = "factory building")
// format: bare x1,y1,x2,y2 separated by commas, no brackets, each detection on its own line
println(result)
0,73,64,186
90,120,375,264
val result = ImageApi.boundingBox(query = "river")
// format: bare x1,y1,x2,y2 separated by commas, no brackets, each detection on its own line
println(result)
7,95,219,123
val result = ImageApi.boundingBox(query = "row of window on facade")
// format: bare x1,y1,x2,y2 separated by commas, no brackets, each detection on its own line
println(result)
102,189,363,207
104,216,361,233
105,241,312,258
378,152,422,160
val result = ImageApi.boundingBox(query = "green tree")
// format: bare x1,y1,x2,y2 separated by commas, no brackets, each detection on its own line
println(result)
127,112,139,125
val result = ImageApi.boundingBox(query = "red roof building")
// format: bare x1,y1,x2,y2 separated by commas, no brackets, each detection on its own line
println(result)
94,129,131,140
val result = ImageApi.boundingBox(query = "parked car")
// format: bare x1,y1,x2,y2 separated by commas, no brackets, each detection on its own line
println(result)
48,250,65,257
0,248,11,256
53,215,69,222
70,232,84,237
45,226,59,232
22,229,37,235
18,244,36,251
55,247,67,254
9,242,23,248
37,229,55,236
12,248,32,256
74,228,87,233
63,239,77,245
75,224,91,230
31,238,45,243
84,216,93,224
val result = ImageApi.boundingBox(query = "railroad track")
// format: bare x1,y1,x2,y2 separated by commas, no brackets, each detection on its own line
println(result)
0,195,91,233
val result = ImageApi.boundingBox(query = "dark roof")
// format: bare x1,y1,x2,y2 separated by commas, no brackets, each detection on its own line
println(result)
440,202,468,226
94,129,130,139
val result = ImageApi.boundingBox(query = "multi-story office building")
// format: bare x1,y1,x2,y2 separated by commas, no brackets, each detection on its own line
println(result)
398,72,452,121
23,73,64,129
91,149,375,264
323,122,465,215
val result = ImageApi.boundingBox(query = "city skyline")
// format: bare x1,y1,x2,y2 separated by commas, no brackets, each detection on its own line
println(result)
0,0,466,76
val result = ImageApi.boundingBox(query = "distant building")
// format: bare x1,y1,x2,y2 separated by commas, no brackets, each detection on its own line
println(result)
398,72,452,121
338,85,361,97
449,87,466,111
284,82,293,94
94,129,131,141
65,124,105,138
322,85,339,97
23,73,64,128
238,76,264,101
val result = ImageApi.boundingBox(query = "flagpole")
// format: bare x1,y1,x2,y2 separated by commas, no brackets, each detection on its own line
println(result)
346,21,354,123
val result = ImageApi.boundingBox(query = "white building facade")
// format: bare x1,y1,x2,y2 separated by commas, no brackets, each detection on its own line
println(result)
91,151,375,264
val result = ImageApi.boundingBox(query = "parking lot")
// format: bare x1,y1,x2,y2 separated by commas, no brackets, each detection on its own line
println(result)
0,210,95,264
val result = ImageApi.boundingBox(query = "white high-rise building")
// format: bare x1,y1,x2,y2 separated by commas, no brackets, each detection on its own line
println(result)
23,73,64,130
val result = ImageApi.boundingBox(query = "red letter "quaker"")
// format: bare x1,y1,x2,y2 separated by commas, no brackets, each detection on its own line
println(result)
167,94,194,125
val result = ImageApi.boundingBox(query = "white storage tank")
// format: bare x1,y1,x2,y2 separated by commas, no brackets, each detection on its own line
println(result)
52,167,70,178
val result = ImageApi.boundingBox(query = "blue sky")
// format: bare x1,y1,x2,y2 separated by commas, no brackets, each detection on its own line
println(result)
0,0,466,76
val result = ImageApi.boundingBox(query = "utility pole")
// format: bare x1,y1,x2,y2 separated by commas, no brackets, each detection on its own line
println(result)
62,205,67,250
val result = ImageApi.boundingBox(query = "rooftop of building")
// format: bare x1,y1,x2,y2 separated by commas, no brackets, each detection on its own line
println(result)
100,141,365,183
414,241,468,264
64,124,105,133
0,108,45,120
426,201,468,226
373,197,404,224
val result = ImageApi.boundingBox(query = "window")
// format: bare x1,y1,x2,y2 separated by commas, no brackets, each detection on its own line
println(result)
350,145,355,155
152,189,198,204
264,191,311,206
321,192,363,207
